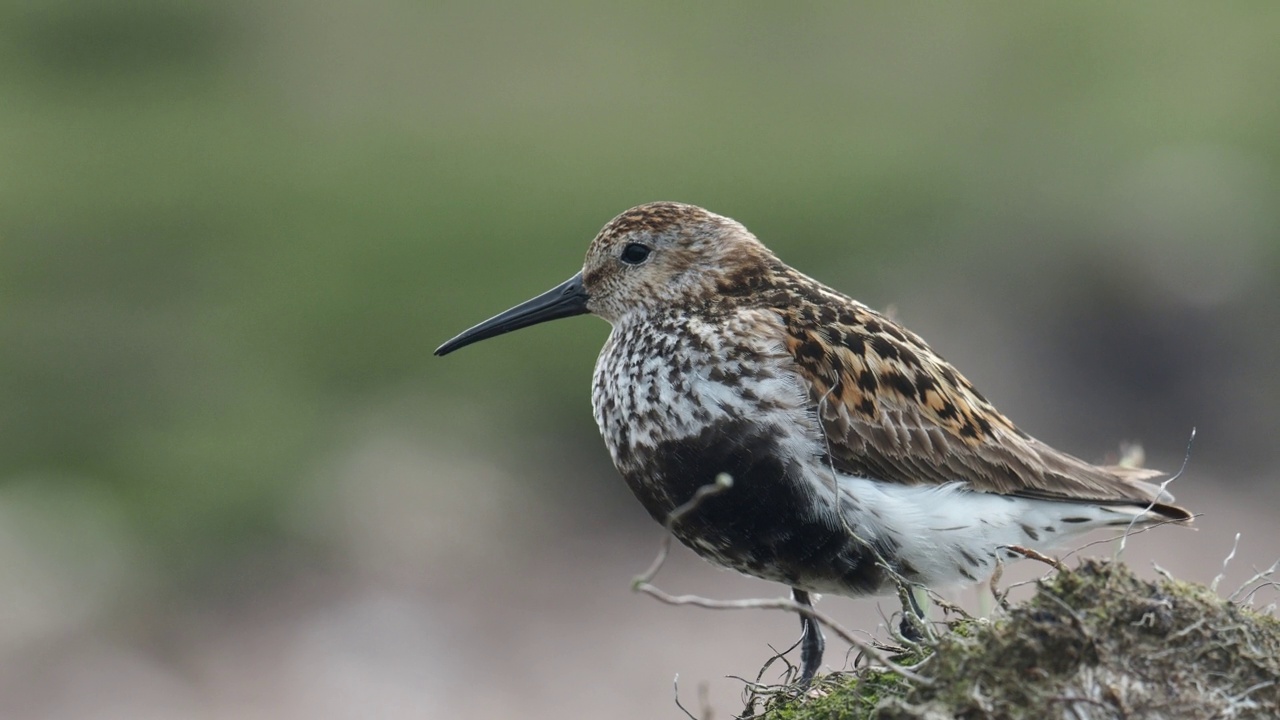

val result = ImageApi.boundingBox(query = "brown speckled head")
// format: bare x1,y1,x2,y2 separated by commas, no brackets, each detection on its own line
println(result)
581,202,777,323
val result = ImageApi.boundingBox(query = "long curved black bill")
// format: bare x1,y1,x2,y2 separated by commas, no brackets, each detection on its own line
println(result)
435,272,589,356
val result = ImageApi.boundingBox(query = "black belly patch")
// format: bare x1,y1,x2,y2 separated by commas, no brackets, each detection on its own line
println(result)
623,419,888,595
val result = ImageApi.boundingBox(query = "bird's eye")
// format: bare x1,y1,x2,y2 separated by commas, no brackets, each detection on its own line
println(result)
620,243,652,265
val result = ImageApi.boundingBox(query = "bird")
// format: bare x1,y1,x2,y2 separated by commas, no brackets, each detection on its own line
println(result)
434,201,1192,684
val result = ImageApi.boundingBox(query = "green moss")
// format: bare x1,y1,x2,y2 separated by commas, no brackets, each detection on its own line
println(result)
759,560,1280,720
754,670,911,720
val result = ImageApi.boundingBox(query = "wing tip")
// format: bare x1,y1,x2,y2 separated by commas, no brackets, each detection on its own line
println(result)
1149,501,1194,524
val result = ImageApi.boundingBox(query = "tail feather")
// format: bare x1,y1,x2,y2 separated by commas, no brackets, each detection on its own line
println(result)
1094,498,1193,525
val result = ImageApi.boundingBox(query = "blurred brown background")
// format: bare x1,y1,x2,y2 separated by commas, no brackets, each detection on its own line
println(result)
1,2,1277,718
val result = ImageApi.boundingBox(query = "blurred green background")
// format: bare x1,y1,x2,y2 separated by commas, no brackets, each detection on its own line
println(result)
2,2,1278,718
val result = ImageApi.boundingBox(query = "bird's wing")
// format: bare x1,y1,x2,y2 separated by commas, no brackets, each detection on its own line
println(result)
775,296,1190,519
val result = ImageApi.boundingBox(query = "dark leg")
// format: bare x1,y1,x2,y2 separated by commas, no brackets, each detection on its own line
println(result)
791,587,824,686
898,586,926,641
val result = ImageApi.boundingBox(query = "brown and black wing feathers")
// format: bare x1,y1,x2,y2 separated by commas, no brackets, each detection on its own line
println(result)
772,276,1190,521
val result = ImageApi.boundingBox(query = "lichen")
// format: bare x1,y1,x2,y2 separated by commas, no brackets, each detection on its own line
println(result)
756,560,1280,719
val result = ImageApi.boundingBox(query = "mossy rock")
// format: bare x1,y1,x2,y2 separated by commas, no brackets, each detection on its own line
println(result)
757,559,1280,719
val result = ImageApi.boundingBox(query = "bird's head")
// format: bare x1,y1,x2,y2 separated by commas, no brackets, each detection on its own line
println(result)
435,202,776,356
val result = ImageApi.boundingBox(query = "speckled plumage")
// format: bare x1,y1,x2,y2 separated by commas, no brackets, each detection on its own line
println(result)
437,201,1192,682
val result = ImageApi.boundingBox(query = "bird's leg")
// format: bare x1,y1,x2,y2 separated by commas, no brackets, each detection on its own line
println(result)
791,587,824,686
898,585,927,642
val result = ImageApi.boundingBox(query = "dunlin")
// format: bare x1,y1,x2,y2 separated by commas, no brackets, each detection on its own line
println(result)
436,202,1191,683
